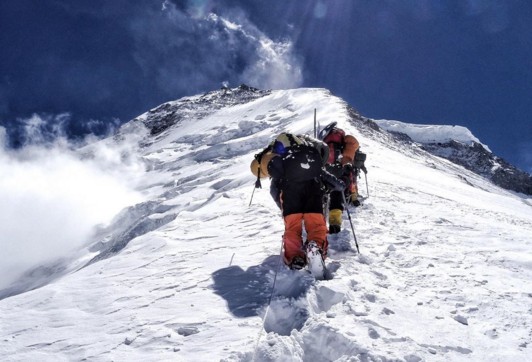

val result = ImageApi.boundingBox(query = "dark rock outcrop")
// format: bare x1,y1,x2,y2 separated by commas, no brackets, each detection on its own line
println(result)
136,84,271,136
422,140,532,195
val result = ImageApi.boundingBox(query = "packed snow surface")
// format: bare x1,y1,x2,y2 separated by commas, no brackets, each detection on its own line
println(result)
1,88,531,361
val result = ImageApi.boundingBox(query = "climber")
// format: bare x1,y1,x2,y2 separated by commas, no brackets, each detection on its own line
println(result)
250,133,344,270
318,122,361,234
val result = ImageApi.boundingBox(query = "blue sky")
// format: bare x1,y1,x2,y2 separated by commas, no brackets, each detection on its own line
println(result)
0,0,531,172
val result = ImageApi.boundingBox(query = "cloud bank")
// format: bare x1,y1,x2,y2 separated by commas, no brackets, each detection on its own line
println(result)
0,118,144,290
0,1,305,290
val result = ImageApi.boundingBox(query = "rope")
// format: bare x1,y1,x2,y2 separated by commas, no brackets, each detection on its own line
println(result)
252,239,284,359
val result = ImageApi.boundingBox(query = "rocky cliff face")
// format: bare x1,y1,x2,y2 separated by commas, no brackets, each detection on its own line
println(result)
421,140,532,195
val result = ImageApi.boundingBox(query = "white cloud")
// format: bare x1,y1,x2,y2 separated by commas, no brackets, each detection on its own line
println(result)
130,3,303,94
0,117,144,290
18,113,70,145
242,37,303,89
206,13,303,89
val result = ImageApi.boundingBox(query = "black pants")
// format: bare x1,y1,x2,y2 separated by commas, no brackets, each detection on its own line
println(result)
325,163,344,211
329,190,344,211
281,179,324,217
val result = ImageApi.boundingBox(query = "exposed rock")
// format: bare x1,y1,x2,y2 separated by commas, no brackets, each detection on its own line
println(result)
422,140,532,195
135,84,271,136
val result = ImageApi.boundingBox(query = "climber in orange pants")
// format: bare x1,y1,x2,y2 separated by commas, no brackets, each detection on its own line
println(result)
251,133,343,269
280,181,329,267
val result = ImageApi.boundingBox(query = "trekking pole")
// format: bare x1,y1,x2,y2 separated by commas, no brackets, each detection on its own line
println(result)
342,193,360,254
364,172,369,197
249,184,257,207
249,169,262,207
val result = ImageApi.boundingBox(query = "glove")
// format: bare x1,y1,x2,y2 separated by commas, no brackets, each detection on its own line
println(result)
321,169,345,192
335,178,346,192
342,163,353,176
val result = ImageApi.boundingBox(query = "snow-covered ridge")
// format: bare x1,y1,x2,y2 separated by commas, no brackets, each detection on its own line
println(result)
1,86,531,361
375,119,532,195
374,119,490,151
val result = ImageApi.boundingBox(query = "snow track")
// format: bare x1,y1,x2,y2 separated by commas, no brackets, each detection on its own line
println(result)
1,87,531,361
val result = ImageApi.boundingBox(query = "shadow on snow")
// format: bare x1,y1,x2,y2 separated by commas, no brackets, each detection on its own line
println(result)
212,255,315,335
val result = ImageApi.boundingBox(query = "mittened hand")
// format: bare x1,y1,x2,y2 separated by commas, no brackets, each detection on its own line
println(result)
335,179,346,191
342,163,353,175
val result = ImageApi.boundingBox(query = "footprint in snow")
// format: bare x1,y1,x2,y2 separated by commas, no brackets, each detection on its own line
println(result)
368,327,380,339
365,293,377,303
453,314,469,325
382,307,395,315
263,298,309,336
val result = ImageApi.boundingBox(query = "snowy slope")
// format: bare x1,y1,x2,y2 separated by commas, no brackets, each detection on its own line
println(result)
1,87,531,362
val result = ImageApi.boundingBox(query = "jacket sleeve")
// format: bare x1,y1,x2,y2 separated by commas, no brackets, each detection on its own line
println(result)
320,169,346,192
341,135,360,165
269,178,282,209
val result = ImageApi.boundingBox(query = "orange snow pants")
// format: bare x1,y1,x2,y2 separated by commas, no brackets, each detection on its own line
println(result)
279,179,328,266
282,213,328,265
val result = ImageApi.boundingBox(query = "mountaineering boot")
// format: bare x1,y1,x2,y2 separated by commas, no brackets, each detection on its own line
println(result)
290,256,306,270
305,241,326,280
328,209,342,234
350,189,361,207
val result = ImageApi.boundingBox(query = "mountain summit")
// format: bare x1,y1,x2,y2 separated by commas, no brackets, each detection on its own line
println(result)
137,84,532,195
1,86,531,361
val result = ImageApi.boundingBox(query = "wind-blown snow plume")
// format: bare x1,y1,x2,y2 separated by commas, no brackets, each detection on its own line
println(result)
133,2,303,92
0,119,144,290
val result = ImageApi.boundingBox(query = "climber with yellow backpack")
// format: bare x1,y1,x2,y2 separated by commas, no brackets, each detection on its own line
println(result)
250,132,344,273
